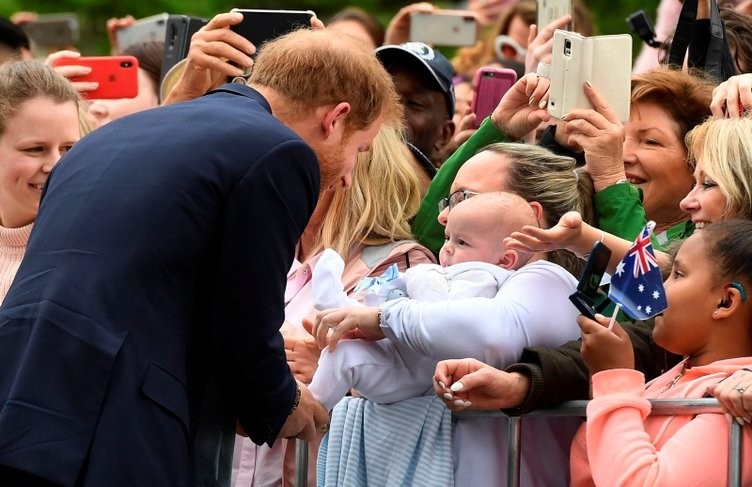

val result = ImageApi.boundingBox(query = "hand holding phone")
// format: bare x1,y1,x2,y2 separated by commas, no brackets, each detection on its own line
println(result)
53,56,139,99
544,30,632,123
116,13,169,52
470,67,517,128
229,9,315,54
569,240,612,320
537,0,573,32
409,10,479,47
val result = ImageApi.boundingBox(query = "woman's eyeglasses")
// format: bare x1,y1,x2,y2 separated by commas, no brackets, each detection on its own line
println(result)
494,35,527,63
437,189,479,212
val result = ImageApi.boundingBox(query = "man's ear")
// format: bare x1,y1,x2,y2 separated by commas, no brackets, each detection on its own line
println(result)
321,102,352,138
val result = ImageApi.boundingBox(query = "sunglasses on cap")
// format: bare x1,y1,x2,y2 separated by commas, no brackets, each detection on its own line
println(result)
494,35,527,63
437,189,479,212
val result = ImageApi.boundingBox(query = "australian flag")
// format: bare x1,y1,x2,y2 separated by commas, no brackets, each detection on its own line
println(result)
608,221,668,320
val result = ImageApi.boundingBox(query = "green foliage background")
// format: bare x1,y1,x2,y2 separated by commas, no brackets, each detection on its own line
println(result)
2,0,659,55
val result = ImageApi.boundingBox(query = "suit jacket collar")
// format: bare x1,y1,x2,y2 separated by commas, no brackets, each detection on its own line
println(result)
206,83,272,114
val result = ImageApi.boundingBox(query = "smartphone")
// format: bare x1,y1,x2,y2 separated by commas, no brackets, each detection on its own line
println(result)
568,241,612,320
116,13,169,52
229,9,315,53
546,30,632,123
21,13,79,49
470,67,517,128
537,0,573,31
409,10,479,47
160,15,208,86
53,56,139,100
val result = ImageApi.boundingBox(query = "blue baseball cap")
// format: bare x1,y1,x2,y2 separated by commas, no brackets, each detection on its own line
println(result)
375,42,456,117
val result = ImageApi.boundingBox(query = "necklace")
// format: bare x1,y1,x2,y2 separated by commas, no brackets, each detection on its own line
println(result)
659,361,688,394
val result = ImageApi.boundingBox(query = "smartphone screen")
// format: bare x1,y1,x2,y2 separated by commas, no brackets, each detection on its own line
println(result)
230,9,315,53
537,0,573,31
54,56,139,99
470,67,517,128
569,240,612,319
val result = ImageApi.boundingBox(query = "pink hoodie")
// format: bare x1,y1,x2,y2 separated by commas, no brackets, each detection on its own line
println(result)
570,357,752,486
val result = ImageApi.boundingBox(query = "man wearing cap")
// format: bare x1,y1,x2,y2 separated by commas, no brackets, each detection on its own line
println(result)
375,42,456,167
0,17,31,65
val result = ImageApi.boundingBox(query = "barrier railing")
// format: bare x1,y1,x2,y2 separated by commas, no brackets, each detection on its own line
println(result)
295,398,744,487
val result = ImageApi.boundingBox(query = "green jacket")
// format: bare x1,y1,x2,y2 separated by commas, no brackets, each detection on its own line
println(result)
595,182,694,251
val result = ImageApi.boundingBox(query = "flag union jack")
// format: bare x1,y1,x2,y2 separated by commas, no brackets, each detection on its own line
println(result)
629,226,660,277
608,221,668,321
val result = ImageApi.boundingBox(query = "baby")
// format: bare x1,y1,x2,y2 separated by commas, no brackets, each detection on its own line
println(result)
309,192,539,410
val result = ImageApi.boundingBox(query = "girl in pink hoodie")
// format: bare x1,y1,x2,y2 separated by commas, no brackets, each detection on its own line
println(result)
570,219,752,486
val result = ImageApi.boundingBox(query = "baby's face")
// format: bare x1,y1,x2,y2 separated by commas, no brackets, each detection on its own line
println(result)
439,212,507,267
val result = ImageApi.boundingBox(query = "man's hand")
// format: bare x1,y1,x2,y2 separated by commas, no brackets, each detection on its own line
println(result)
277,381,330,441
434,358,530,410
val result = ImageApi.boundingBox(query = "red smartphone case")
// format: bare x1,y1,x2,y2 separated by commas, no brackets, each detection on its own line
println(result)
54,56,139,100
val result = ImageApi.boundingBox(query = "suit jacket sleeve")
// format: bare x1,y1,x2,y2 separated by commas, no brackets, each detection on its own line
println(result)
211,140,319,445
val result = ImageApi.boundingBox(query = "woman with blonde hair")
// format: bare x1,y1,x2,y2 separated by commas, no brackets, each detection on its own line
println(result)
0,60,81,302
232,122,435,486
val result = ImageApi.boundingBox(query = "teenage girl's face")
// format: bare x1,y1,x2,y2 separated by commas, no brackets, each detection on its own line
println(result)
653,233,721,357
0,97,79,228
679,160,730,229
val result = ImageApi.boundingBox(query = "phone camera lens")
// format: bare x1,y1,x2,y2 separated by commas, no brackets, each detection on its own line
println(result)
564,39,572,56
121,61,132,68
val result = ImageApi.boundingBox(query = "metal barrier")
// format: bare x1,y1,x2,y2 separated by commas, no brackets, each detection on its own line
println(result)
296,398,744,487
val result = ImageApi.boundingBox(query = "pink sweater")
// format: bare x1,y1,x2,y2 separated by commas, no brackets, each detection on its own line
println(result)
0,222,33,304
570,358,752,486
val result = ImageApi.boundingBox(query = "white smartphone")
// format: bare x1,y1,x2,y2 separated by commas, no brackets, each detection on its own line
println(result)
409,10,479,47
546,30,632,123
537,0,573,30
116,13,169,52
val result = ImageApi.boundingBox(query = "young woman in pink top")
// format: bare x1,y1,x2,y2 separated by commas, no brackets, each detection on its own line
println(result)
0,60,80,302
569,219,752,486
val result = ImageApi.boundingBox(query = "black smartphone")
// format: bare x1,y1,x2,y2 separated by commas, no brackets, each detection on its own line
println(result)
569,240,612,320
160,14,208,86
229,9,315,54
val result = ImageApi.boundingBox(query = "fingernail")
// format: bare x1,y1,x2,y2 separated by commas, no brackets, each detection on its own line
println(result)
453,399,466,407
538,98,548,109
737,417,746,426
443,393,453,400
463,401,472,408
726,413,734,423
450,381,464,392
585,80,593,89
745,417,752,424
528,96,537,107
561,113,570,121
438,381,446,389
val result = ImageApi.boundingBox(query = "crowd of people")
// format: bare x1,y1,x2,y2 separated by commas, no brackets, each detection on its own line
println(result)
1,0,752,485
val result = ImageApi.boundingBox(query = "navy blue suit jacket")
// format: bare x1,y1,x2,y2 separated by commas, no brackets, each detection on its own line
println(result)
0,85,319,486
